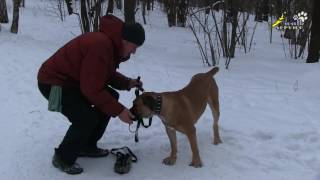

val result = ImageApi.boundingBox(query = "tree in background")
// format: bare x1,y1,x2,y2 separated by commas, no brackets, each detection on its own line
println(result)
79,0,102,33
0,0,9,23
140,0,154,24
46,0,317,64
306,0,320,63
124,0,136,23
162,0,188,27
141,0,147,24
165,0,177,27
177,0,188,27
11,0,22,33
255,0,269,22
65,0,73,15
115,0,122,10
21,0,25,7
226,0,239,59
107,0,114,14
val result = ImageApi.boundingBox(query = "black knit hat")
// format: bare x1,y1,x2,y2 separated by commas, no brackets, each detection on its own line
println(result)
122,23,145,46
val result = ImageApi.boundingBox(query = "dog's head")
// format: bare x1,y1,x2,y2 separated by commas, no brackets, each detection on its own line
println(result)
130,92,157,118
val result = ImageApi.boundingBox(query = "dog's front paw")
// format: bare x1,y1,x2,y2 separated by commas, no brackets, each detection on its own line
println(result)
189,158,202,168
162,156,176,166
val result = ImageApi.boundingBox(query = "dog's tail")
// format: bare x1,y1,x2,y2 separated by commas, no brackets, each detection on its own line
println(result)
207,66,219,76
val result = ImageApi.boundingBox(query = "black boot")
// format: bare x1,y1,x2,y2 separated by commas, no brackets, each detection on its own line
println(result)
114,152,132,174
110,147,137,174
52,150,83,175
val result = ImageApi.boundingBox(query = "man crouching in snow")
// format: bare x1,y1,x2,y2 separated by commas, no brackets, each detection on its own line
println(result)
37,15,145,174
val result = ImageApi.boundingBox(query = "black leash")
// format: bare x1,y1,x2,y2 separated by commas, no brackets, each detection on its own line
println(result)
110,146,138,163
130,76,153,143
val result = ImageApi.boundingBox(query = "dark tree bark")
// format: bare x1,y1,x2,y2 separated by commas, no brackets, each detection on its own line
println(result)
229,0,239,58
78,0,102,33
65,0,73,14
80,0,90,33
115,0,122,10
261,0,269,21
177,0,187,27
254,0,268,22
124,0,136,24
21,0,25,7
107,0,114,14
307,0,320,63
165,0,177,27
142,0,147,24
0,0,9,23
146,0,151,10
222,0,228,57
92,0,101,32
11,0,21,34
151,0,154,10
254,0,262,22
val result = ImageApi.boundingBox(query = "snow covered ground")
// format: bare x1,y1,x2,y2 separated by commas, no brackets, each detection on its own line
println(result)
1,1,320,180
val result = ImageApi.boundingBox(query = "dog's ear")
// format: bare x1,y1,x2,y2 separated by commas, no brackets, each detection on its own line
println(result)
141,95,156,112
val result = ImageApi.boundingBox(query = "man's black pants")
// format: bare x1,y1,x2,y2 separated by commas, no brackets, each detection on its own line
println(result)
38,82,119,165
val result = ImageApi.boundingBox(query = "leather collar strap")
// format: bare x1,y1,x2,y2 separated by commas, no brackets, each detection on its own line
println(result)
154,95,162,115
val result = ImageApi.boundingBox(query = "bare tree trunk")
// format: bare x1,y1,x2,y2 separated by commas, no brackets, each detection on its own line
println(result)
65,0,73,14
107,0,114,14
151,0,154,10
115,0,122,10
229,0,238,58
0,0,9,23
92,0,101,32
255,0,268,22
307,0,320,63
11,0,21,34
222,1,228,57
177,0,187,27
142,0,147,24
124,0,136,23
78,0,102,33
298,20,311,58
80,0,90,33
165,0,177,27
146,0,151,10
261,0,269,21
20,0,25,7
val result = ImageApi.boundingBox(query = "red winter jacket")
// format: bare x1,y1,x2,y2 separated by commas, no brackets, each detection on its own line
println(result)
37,15,130,117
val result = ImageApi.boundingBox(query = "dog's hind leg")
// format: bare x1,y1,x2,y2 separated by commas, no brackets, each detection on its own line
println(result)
208,92,222,145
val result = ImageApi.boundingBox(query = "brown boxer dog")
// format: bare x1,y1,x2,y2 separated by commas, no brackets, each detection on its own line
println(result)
130,67,221,168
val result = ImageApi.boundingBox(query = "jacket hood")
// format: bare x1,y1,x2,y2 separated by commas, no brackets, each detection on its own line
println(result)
99,15,124,63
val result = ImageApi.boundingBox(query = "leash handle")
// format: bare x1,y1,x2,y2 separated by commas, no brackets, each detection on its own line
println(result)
135,121,141,142
135,76,144,93
132,76,151,143
135,128,139,142
139,117,153,128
